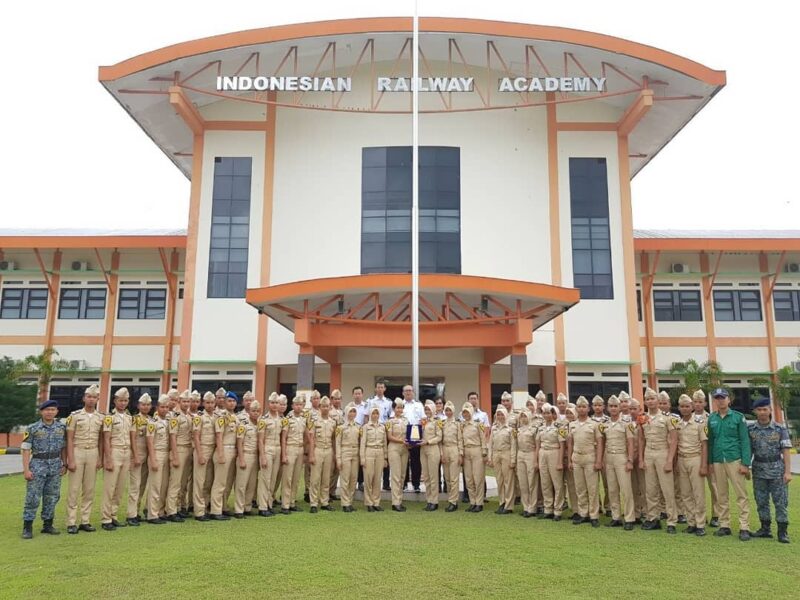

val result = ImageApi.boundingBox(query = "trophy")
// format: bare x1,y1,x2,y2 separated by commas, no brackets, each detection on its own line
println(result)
406,424,423,446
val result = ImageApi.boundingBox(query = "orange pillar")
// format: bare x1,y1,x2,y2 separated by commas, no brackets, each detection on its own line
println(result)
760,252,784,422
330,363,342,392
99,251,120,413
41,250,62,401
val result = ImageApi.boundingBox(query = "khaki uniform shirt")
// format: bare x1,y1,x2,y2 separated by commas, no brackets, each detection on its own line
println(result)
103,410,132,449
421,418,443,446
258,414,282,449
537,423,566,450
386,417,408,443
441,419,460,447
515,424,538,454
215,411,238,447
311,416,336,449
169,411,193,447
601,419,634,455
676,416,708,456
360,422,388,460
335,421,361,461
641,410,678,452
193,413,216,447
459,421,487,456
282,413,307,447
133,413,150,455
147,416,169,452
569,419,602,455
67,409,104,449
237,419,259,454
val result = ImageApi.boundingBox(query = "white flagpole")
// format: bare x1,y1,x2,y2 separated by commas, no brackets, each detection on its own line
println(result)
411,2,420,395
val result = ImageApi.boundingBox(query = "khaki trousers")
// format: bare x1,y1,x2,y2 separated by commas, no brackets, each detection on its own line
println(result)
516,452,538,514
388,442,409,506
463,446,485,506
67,446,99,526
539,448,564,516
644,449,677,525
572,452,600,519
600,468,610,512
273,462,284,505
421,444,442,505
257,445,280,510
441,445,460,506
605,452,634,523
363,447,384,507
192,445,215,517
234,453,258,514
309,447,333,507
708,465,719,518
127,457,148,519
678,454,706,528
630,458,646,518
329,458,340,500
713,460,751,531
494,449,514,510
338,446,360,507
147,449,169,519
101,446,130,523
281,445,304,509
166,446,192,515
209,447,236,515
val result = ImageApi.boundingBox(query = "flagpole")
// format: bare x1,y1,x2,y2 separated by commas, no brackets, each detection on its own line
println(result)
411,1,420,395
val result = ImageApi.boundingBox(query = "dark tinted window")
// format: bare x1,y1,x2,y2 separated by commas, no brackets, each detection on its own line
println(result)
653,290,702,321
774,290,800,321
713,290,762,321
58,288,107,319
118,288,167,319
0,287,48,319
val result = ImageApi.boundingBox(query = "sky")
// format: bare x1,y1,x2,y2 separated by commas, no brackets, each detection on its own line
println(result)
0,0,796,231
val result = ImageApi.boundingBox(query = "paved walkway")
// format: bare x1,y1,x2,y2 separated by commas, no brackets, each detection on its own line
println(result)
0,455,22,476
792,453,800,475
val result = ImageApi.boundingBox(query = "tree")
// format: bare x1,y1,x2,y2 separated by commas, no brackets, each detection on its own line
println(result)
0,356,38,434
750,365,800,422
23,348,71,401
667,359,725,402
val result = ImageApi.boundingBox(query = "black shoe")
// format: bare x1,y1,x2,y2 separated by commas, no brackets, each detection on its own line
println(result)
606,520,623,528
571,513,582,524
310,507,318,514
515,496,521,504
543,513,555,520
101,523,116,531
553,515,561,521
273,501,281,509
605,510,612,518
581,516,591,524
195,515,210,522
466,505,476,513
367,506,375,512
304,493,310,503
739,530,751,541
430,504,438,511
666,525,676,534
290,506,302,512
685,526,697,534
424,503,434,511
357,483,364,491
110,519,126,528
695,528,706,537
330,494,340,501
210,514,230,521
67,525,78,534
178,510,190,519
320,505,334,512
78,523,96,532
280,508,291,515
590,519,600,528
461,495,470,503
41,519,60,535
147,518,166,525
413,488,421,494
753,520,773,539
473,505,483,512
165,514,184,523
660,512,667,520
777,523,789,544
222,510,232,516
258,510,274,517
232,513,246,519
342,506,351,513
22,521,33,540
709,517,720,528
521,511,530,518
677,515,687,524
127,518,141,527
445,503,457,512
495,507,506,515
394,505,406,512
623,522,634,531
382,486,391,492
642,520,661,531
714,527,732,537
373,506,384,512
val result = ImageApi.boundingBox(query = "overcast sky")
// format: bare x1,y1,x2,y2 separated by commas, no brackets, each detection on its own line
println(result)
1,1,796,231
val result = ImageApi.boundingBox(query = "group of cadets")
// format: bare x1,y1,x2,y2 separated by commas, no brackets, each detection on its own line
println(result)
20,382,792,543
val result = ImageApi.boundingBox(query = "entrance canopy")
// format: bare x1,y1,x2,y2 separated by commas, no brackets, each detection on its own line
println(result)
246,273,579,364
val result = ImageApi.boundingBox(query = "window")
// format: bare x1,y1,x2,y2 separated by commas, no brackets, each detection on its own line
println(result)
361,146,461,274
117,288,167,319
569,158,613,299
713,290,762,321
636,290,642,321
0,287,48,319
110,385,160,413
774,290,800,321
58,288,107,319
653,290,702,321
568,381,629,403
208,157,252,298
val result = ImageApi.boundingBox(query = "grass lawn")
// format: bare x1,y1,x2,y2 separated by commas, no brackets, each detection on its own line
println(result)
0,474,797,599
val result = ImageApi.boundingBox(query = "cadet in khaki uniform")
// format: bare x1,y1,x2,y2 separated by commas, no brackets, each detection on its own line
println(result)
127,393,151,525
386,399,410,512
440,401,461,512
420,402,443,511
360,406,388,511
692,389,720,527
100,387,134,530
515,410,538,517
489,407,516,514
192,392,217,521
628,399,646,521
601,396,636,530
562,405,579,513
208,392,239,520
536,403,565,520
591,395,611,515
308,397,337,512
639,388,679,533
302,390,322,501
659,390,684,523
165,390,193,521
568,397,604,526
676,394,709,536
280,396,308,514
336,404,361,512
145,395,171,524
184,390,201,512
233,401,262,517
272,393,289,506
328,389,344,501
214,387,227,412
256,392,282,517
65,384,104,534
460,404,487,513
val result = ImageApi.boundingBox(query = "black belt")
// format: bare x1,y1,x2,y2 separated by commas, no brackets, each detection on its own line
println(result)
753,456,781,463
32,452,61,460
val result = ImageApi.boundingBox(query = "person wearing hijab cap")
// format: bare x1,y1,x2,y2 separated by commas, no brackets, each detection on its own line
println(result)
537,402,566,520
488,407,516,514
127,392,152,525
440,401,461,512
360,405,388,511
420,402,443,510
336,404,361,512
515,410,539,517
386,398,410,511
460,403,487,512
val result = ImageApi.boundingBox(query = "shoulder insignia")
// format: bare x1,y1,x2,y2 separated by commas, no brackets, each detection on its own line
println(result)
104,416,113,426
170,418,178,430
478,423,485,432
257,420,266,431
704,425,709,436
193,416,201,427
147,423,155,433
217,417,225,427
237,425,245,435
437,420,444,429
22,431,30,441
65,415,72,426
512,429,518,437
557,427,567,439
306,419,314,431
627,423,636,434
599,424,606,434
335,426,342,436
670,417,679,427
384,423,391,432
281,417,288,427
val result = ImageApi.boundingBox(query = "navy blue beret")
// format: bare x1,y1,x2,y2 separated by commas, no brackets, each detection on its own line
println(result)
38,399,58,410
751,398,770,410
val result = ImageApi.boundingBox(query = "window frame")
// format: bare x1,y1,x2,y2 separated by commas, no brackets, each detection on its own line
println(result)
712,289,763,322
773,290,800,321
0,287,49,319
117,288,167,320
58,287,107,320
652,289,703,322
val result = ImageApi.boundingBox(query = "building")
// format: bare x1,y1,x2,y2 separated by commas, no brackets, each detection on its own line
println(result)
1,18,798,420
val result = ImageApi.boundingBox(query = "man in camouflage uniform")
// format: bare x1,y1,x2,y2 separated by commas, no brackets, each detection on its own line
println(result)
21,399,67,539
748,398,792,543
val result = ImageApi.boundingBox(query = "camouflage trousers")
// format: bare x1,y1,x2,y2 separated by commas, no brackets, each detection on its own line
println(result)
23,459,62,521
753,477,788,524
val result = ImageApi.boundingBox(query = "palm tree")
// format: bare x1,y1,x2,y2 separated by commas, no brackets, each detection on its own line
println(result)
23,348,71,401
750,365,800,417
667,358,725,402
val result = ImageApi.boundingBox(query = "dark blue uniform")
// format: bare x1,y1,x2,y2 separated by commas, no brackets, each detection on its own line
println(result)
748,420,791,524
21,419,67,521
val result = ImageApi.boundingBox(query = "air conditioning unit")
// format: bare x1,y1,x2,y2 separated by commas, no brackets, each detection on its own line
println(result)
68,360,88,371
784,263,800,274
0,260,16,271
791,361,800,373
71,260,90,271
671,263,691,274
671,361,687,372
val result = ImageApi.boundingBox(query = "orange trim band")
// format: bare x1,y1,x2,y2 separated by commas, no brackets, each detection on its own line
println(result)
0,236,186,249
634,238,800,252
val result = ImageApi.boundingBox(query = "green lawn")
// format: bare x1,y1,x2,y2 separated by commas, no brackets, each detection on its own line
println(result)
0,474,797,599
